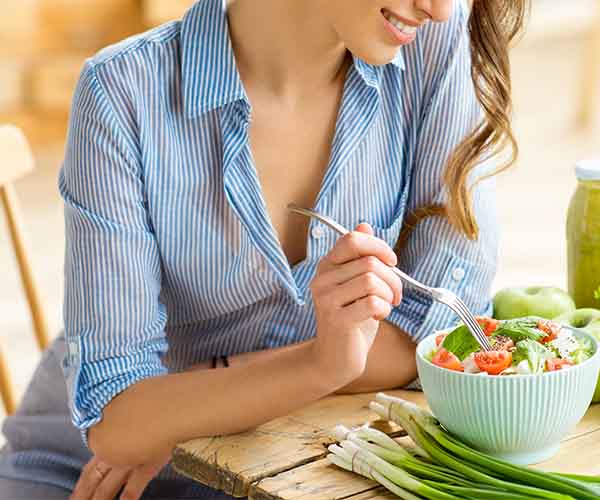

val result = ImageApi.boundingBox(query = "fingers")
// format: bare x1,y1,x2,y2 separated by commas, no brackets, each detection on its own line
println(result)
119,463,163,500
354,222,374,236
70,458,112,500
312,255,403,306
91,469,130,500
325,226,397,268
343,295,392,324
332,272,395,307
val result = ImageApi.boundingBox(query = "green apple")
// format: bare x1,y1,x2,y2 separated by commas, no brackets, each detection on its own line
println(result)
492,286,576,320
554,308,600,335
555,308,600,403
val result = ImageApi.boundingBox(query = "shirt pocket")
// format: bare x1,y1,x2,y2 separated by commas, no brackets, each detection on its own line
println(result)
370,214,405,251
367,185,409,251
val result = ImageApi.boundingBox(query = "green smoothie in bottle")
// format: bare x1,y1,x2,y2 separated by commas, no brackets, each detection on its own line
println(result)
567,160,600,308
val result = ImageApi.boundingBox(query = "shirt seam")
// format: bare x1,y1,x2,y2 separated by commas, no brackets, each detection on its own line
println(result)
84,62,141,169
90,23,181,70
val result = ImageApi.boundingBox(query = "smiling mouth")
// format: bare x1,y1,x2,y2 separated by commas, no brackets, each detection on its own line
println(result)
381,8,419,35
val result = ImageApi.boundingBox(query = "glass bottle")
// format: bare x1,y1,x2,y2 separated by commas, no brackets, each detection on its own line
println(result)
567,160,600,308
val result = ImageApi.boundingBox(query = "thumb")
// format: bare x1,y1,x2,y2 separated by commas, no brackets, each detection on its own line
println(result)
354,222,374,236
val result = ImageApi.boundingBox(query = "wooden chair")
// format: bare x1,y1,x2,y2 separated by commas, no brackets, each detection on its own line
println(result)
0,125,50,415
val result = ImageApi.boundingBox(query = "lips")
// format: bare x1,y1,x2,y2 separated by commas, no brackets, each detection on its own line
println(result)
380,8,419,45
381,8,419,34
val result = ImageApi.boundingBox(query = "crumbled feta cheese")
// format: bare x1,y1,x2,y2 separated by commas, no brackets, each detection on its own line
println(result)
462,353,481,374
516,360,532,375
549,329,579,359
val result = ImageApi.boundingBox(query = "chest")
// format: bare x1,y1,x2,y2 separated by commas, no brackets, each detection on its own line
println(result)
143,86,411,320
248,92,342,266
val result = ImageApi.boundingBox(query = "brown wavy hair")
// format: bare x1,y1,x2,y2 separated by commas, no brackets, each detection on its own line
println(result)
395,0,529,251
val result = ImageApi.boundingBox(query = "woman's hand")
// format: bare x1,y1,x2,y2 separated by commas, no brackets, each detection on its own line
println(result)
70,453,170,500
309,223,403,387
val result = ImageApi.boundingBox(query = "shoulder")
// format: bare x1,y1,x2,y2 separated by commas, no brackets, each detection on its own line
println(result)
89,21,182,71
71,22,183,134
75,20,183,103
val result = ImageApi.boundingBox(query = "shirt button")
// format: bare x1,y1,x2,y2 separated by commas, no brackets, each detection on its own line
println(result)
311,225,325,240
452,268,466,281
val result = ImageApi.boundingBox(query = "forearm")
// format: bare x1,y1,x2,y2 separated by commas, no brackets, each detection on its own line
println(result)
194,321,416,394
336,320,417,394
189,340,312,371
89,341,344,468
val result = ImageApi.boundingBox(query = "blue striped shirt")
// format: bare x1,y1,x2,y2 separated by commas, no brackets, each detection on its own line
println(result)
60,0,498,434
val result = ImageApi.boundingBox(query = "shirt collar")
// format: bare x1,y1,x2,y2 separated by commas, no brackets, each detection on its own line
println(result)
181,0,247,118
180,0,406,119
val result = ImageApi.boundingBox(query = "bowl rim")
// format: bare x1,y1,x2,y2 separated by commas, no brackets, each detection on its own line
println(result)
416,325,600,379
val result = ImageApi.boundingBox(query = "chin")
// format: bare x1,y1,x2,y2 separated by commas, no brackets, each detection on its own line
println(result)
349,45,400,66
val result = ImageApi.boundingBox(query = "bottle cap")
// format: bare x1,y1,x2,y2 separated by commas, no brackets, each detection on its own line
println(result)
575,159,600,181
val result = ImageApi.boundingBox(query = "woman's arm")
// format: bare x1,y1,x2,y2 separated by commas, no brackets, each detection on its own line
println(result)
90,227,404,467
192,319,417,394
90,228,403,468
335,321,416,393
90,340,334,467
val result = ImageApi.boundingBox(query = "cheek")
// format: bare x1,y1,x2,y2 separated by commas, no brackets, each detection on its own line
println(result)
334,10,402,66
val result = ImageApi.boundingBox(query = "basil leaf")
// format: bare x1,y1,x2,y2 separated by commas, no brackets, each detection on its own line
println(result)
494,317,545,343
441,325,480,361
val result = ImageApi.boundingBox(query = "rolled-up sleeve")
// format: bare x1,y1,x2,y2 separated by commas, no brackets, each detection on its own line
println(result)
59,61,169,438
386,3,499,343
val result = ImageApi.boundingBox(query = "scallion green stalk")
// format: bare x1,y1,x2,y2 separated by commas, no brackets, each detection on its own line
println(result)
378,394,599,500
423,481,545,500
412,424,575,500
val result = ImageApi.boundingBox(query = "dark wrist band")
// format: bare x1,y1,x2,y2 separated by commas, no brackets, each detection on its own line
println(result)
221,355,229,368
211,356,217,369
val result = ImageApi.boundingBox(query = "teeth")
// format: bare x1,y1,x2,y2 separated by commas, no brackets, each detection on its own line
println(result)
383,10,417,35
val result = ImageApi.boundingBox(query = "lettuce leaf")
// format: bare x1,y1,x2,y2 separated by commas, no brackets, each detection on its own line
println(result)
512,339,554,373
569,335,594,365
441,325,480,361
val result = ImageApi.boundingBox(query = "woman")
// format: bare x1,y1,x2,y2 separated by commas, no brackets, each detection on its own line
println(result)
0,0,526,498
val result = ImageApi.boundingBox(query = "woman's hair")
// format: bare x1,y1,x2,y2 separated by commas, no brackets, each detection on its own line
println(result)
396,0,529,250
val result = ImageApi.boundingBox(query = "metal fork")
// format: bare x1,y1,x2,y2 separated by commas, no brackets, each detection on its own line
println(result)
288,204,492,351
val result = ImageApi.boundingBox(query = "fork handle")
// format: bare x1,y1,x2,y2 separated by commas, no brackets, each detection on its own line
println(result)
390,267,433,296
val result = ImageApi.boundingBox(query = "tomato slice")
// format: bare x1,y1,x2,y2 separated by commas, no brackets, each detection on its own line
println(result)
476,316,500,336
546,358,572,371
432,348,464,372
537,320,561,343
435,334,448,346
474,350,512,375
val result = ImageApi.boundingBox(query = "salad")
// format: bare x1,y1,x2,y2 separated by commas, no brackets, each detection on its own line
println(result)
427,316,594,375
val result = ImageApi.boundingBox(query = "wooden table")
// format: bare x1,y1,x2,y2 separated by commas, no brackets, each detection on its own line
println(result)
172,390,600,500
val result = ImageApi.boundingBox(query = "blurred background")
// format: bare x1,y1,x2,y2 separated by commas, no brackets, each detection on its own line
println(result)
0,0,599,431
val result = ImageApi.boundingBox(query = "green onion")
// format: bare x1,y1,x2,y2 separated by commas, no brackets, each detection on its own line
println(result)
375,393,599,500
553,472,600,484
412,424,574,500
372,469,429,500
423,481,543,500
327,393,600,500
330,440,463,500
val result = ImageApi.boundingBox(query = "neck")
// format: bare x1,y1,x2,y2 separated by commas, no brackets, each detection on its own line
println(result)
227,0,350,98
